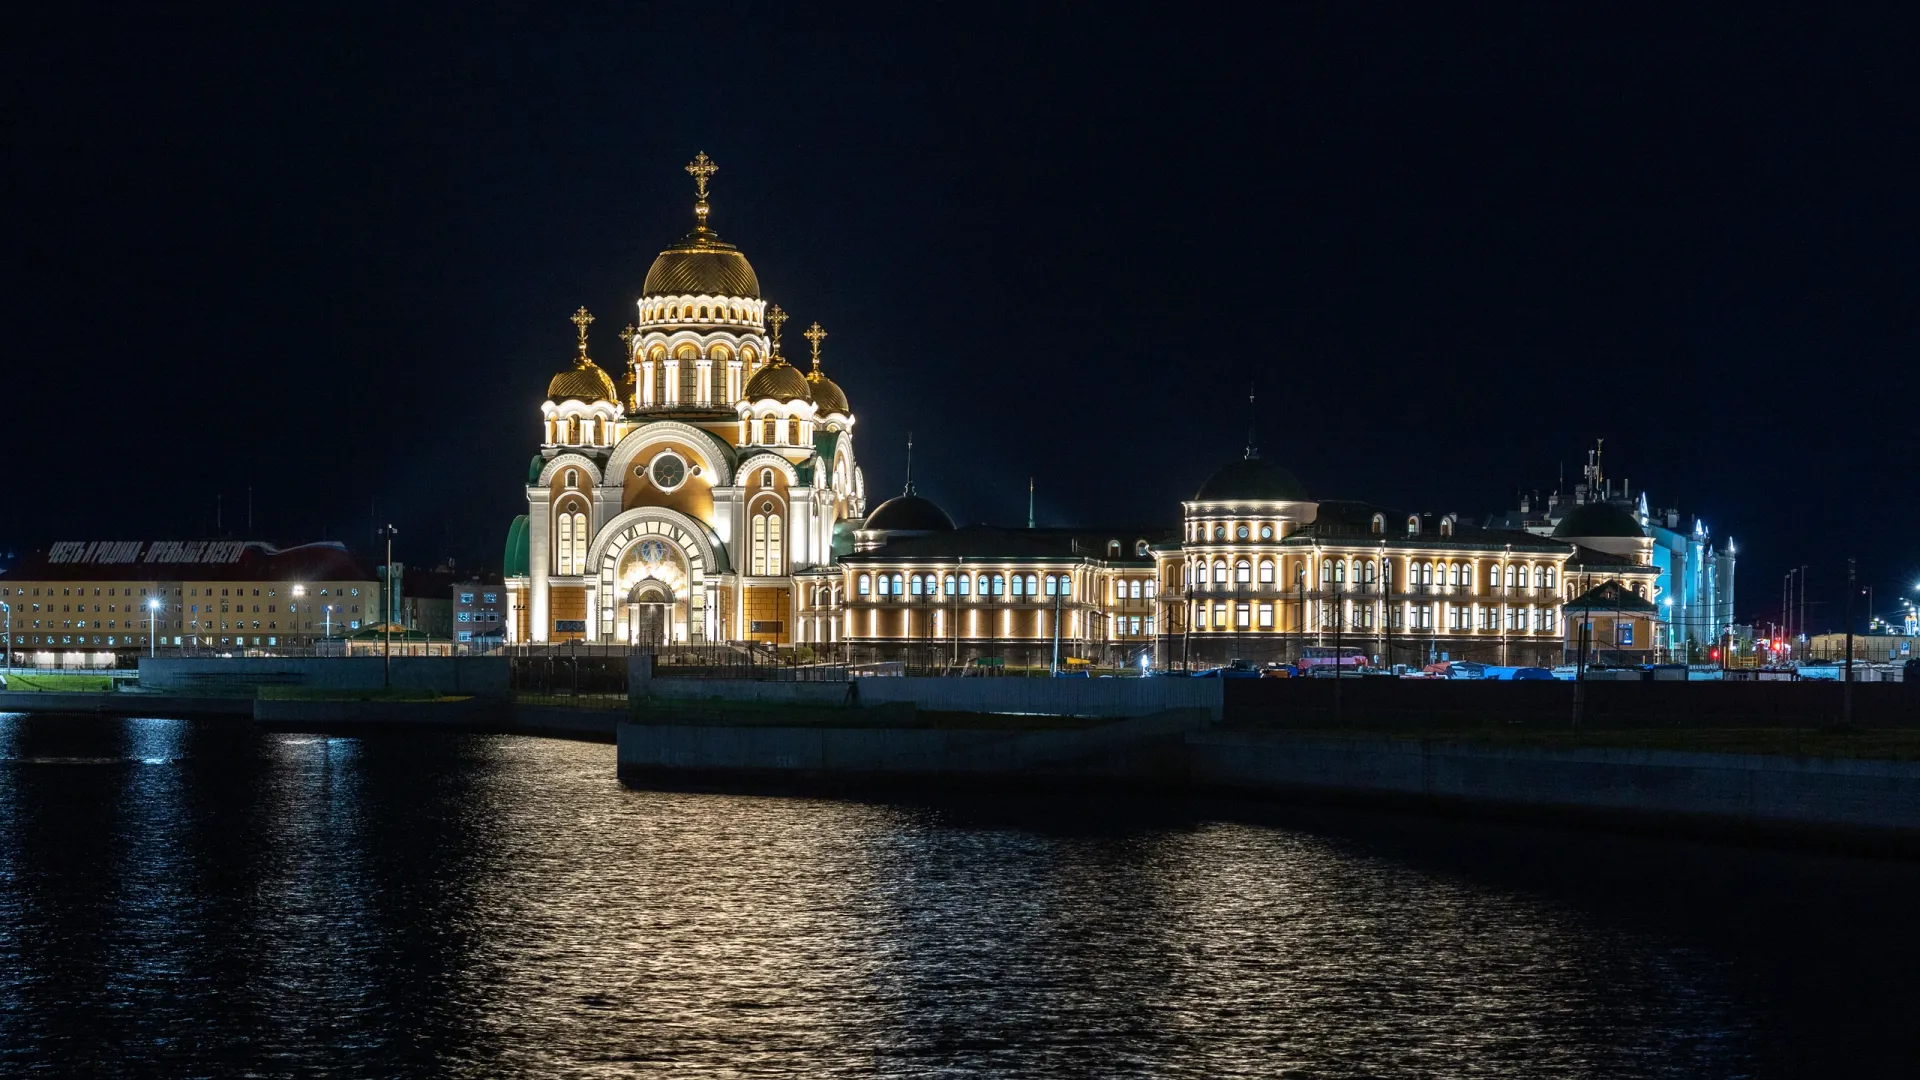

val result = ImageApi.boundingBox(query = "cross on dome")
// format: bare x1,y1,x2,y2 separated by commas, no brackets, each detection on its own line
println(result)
685,152,717,198
803,321,827,372
571,306,595,357
767,304,788,355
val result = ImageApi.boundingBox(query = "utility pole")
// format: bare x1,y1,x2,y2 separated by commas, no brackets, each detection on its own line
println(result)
1845,557,1856,725
380,524,398,689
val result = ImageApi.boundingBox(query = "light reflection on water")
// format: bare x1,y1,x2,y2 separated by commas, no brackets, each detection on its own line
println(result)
0,712,1912,1077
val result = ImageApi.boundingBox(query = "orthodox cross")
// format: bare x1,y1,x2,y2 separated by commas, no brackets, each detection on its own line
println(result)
767,304,788,354
571,306,594,358
685,152,718,199
803,321,827,372
619,323,636,359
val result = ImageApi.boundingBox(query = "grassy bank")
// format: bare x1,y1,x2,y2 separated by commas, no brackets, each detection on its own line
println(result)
0,674,118,693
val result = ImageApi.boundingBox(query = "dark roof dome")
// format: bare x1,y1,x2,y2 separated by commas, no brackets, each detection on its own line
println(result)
1193,456,1309,502
1552,502,1645,539
864,494,955,533
744,360,812,403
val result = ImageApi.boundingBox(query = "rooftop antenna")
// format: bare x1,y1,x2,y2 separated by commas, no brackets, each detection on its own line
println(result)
903,431,915,496
1244,378,1259,459
1028,478,1035,529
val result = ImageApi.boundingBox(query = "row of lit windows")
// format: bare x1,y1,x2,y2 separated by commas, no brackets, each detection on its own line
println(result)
857,572,1076,598
9,633,355,648
1113,579,1158,600
1189,600,1564,633
0,585,359,599
1183,557,1560,591
641,302,759,324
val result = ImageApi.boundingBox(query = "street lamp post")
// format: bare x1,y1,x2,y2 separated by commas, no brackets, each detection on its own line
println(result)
147,597,162,658
2,601,10,677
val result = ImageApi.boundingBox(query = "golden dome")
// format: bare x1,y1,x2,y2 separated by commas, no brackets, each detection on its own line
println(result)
644,232,760,299
547,354,619,404
743,360,812,403
808,370,849,415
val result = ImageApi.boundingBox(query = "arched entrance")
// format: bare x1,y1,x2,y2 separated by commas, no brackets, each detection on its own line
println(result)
626,579,674,646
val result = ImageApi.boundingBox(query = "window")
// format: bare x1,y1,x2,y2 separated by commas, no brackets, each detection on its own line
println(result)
1421,562,1434,586
910,574,924,595
556,510,587,575
1023,573,1038,596
857,573,872,595
761,468,774,488
1143,580,1155,598
1258,559,1275,584
1258,602,1273,628
460,593,475,604
989,574,1005,596
1618,622,1634,646
1505,566,1518,589
1544,609,1557,631
1370,514,1385,536
1213,525,1226,540
1213,560,1227,584
1236,559,1251,584
1235,524,1249,540
1533,566,1546,589
1135,540,1150,557
763,419,777,444
959,575,972,596
1333,561,1345,584
1406,515,1420,536
788,419,800,445
1260,524,1274,540
1129,580,1142,600
1236,603,1251,628
1361,560,1376,585
1012,575,1027,597
1544,568,1557,590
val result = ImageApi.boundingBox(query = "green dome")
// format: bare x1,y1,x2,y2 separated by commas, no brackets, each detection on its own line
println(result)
1552,502,1644,539
527,455,546,485
1192,456,1308,503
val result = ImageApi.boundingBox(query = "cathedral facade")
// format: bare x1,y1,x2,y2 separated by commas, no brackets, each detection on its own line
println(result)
505,154,866,646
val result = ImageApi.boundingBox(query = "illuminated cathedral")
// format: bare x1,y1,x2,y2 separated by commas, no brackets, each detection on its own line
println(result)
504,153,866,645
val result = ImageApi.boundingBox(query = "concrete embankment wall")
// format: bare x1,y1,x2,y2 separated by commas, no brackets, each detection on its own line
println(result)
252,698,619,740
140,656,508,696
1189,731,1920,835
628,656,1224,719
1225,678,1920,727
618,708,1210,785
0,691,252,717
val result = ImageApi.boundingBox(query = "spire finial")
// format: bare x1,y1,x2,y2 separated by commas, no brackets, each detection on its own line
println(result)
618,323,636,359
803,321,827,374
570,306,594,361
685,151,718,228
1028,477,1035,529
904,432,915,496
1244,378,1259,459
767,304,788,358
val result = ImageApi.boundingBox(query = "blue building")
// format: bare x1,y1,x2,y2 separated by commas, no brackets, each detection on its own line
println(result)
1489,443,1737,658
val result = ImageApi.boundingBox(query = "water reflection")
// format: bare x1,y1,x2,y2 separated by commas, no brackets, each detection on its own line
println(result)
0,713,1913,1076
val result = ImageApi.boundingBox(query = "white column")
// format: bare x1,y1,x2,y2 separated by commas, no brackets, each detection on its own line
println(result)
529,494,551,642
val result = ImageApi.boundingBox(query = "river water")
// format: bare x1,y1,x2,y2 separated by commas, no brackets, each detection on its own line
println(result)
0,713,1913,1078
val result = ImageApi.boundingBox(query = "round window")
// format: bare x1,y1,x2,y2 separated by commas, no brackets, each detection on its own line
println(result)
649,453,687,489
1260,525,1274,540
1235,525,1250,540
1213,525,1227,540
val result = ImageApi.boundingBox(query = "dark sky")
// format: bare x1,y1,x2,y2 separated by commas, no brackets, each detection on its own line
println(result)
6,6,1916,630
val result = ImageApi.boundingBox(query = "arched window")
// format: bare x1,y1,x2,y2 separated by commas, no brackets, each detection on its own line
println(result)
1505,565,1517,589
653,365,666,405
857,573,872,595
1258,559,1275,584
1213,560,1228,584
1488,565,1500,589
1371,514,1385,536
1135,540,1149,557
1321,559,1333,584
1421,562,1434,586
1362,560,1376,585
1130,579,1142,599
1143,579,1155,598
555,510,586,576
567,417,580,444
1406,515,1420,536
763,419,777,445
1440,517,1455,537
1058,576,1071,597
1533,566,1546,589
1545,567,1558,589
943,574,957,595
1108,540,1122,556
761,468,774,488
564,469,578,489
788,419,800,445
1333,561,1345,584
1011,575,1028,597
751,511,785,576
909,574,924,595
989,573,1005,596
708,358,726,403
1236,559,1252,583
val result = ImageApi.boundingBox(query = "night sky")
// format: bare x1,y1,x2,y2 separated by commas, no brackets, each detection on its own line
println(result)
7,7,1915,631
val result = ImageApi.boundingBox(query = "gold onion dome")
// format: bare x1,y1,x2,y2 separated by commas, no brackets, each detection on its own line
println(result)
643,152,761,299
547,306,619,404
801,320,848,415
744,359,813,403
